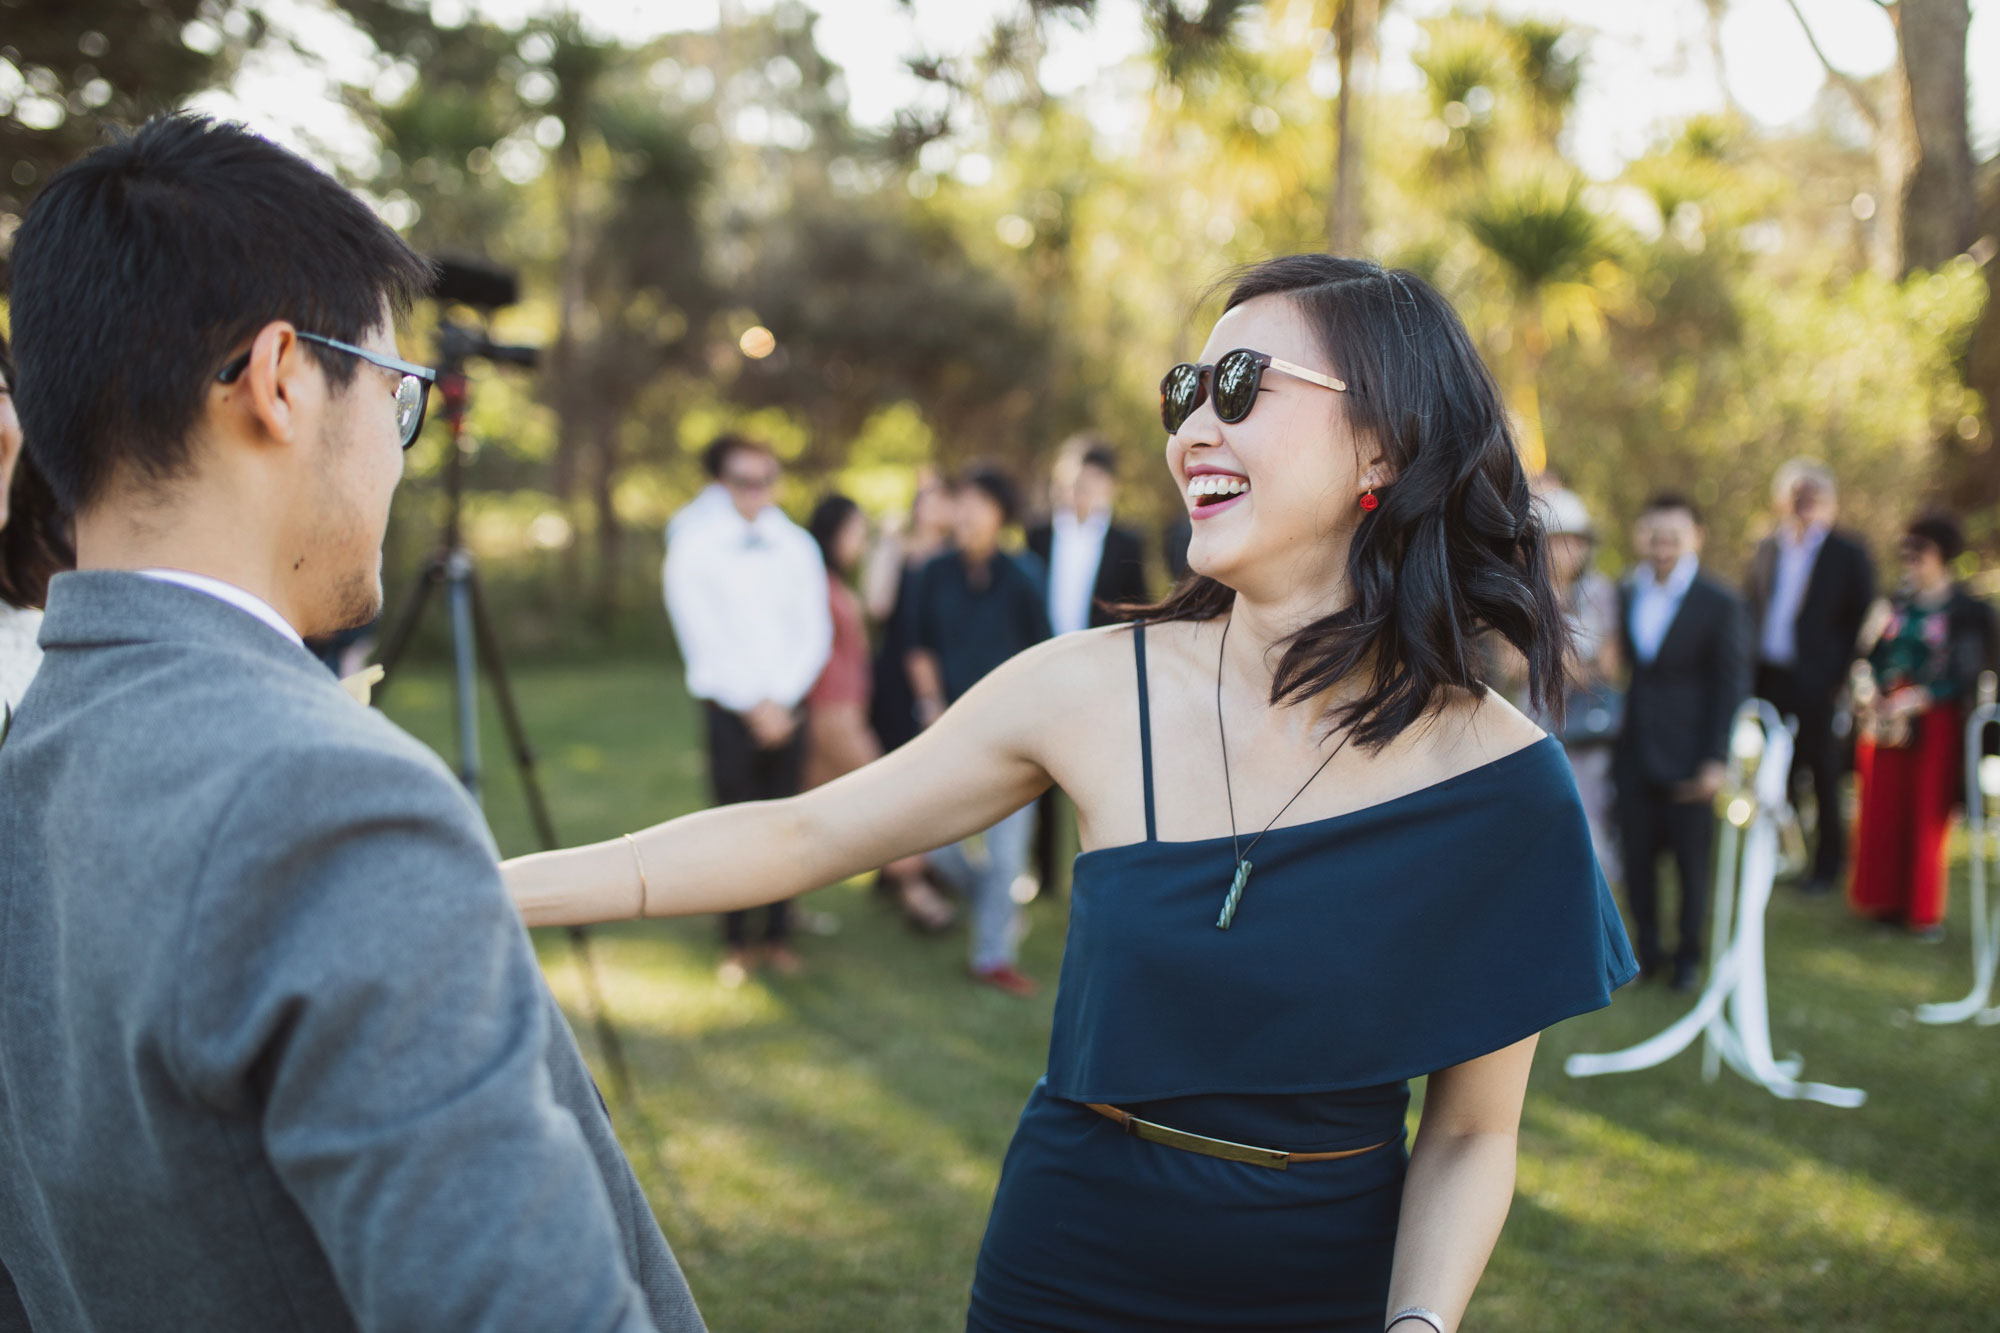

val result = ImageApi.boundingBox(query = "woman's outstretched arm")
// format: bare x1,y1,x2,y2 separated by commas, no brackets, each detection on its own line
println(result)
503,632,1097,928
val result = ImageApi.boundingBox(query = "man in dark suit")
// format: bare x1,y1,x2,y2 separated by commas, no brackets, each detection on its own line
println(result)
1743,460,1875,896
1026,439,1150,892
1616,493,1753,991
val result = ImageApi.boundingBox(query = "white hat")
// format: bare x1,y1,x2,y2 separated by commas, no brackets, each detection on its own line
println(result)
1535,487,1593,538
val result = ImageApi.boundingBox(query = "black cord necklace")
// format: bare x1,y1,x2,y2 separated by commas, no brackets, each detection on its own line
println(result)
1215,615,1355,930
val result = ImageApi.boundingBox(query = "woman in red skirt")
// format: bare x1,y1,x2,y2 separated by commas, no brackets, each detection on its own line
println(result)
1850,512,1999,940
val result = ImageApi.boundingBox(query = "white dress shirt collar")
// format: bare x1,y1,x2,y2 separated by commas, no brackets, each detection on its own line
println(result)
666,483,735,539
1635,551,1700,600
1056,507,1111,538
1759,521,1830,665
136,569,307,649
1778,520,1830,554
1629,552,1701,666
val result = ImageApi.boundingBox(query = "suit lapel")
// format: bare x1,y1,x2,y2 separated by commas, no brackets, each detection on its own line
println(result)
1750,538,1776,613
1089,527,1122,604
1652,576,1708,665
1797,532,1838,623
1027,524,1052,565
1617,578,1638,660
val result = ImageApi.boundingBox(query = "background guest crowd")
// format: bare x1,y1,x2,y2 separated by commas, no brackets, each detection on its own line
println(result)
645,434,2000,1003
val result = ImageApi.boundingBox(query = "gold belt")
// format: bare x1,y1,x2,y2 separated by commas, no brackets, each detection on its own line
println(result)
1085,1103,1394,1172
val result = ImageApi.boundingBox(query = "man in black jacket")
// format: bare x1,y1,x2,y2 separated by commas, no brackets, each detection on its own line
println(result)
1743,460,1875,896
1026,439,1150,893
1616,494,1753,990
1026,441,1150,634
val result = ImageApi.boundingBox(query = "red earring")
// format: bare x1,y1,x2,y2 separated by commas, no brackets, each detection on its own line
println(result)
1359,487,1379,512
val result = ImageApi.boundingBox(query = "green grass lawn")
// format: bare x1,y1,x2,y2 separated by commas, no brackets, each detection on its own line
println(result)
381,658,2000,1331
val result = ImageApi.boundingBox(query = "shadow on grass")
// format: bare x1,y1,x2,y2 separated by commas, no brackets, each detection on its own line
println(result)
1483,1188,1988,1332
535,879,1064,1330
1507,868,2000,1331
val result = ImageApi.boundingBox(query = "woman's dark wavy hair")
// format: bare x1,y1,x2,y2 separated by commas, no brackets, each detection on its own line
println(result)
0,332,76,611
809,492,863,574
1133,254,1568,750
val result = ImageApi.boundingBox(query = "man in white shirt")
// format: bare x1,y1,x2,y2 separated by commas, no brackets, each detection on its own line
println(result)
1614,494,1752,991
662,434,831,983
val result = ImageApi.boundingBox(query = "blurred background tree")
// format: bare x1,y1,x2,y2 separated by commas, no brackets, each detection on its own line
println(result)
0,0,273,269
1,0,1992,649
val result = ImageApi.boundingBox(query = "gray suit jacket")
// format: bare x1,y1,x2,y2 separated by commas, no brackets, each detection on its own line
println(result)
0,573,705,1333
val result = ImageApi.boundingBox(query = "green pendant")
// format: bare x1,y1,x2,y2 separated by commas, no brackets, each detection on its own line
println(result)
1216,859,1253,930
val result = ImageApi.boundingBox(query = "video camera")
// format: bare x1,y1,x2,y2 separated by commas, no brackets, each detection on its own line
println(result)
430,255,539,373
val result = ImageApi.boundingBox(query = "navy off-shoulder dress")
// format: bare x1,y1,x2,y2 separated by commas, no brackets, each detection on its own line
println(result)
966,624,1638,1331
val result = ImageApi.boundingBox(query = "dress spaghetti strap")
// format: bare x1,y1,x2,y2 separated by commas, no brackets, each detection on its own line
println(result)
1134,622,1158,842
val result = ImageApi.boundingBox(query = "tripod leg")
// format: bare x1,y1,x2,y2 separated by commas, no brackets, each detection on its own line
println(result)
369,555,446,702
445,556,483,800
465,562,559,850
465,563,637,1106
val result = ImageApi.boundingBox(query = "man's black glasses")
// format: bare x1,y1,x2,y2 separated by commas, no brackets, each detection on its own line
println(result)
217,333,437,450
1159,347,1347,434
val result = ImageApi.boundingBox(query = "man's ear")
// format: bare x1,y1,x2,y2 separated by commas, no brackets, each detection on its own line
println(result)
220,321,314,450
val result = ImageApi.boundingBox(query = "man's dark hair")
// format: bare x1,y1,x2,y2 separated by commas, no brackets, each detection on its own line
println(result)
8,115,435,512
1079,444,1119,478
1906,511,1965,563
957,466,1020,526
701,432,773,480
1641,492,1703,526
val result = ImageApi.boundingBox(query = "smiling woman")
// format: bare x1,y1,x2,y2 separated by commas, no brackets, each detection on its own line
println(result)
1147,254,1569,751
502,252,1636,1333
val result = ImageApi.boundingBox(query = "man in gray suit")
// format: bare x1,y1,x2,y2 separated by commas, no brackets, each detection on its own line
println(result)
0,117,704,1332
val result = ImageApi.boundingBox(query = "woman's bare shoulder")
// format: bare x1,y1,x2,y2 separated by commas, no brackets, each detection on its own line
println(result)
972,619,1218,734
1409,685,1549,778
975,621,1141,702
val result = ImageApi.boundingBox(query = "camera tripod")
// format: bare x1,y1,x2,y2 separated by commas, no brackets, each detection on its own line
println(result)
370,354,636,1104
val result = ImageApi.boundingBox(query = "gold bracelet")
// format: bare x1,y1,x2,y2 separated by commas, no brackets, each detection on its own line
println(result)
623,833,651,919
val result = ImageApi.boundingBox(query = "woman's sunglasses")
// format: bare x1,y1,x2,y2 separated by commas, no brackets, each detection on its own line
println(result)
1160,347,1347,433
217,332,437,450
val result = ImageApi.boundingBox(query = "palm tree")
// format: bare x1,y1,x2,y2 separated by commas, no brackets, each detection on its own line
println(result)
1412,15,1510,178
1461,170,1618,473
1141,0,1262,85
1504,16,1581,146
1326,0,1392,254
